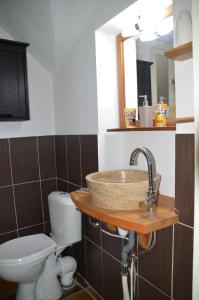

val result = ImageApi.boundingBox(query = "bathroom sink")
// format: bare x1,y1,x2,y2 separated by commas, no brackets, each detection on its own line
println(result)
86,170,161,211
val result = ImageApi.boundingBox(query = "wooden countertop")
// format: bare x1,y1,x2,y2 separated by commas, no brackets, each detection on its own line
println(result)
71,190,179,234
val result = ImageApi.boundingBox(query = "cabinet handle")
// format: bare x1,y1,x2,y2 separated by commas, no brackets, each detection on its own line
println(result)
89,217,100,228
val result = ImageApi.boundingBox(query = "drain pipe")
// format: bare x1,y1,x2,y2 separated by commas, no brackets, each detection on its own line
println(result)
35,254,77,300
121,231,135,300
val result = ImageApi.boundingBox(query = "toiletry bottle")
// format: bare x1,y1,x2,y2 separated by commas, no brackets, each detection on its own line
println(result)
139,95,148,107
138,95,154,127
155,96,168,127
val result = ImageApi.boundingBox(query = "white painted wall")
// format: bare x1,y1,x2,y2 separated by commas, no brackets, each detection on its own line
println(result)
95,32,119,132
0,27,55,138
53,0,136,135
173,0,194,133
98,131,175,197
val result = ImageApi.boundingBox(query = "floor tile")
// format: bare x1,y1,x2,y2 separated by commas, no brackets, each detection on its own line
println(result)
0,279,17,299
86,287,103,300
63,290,93,300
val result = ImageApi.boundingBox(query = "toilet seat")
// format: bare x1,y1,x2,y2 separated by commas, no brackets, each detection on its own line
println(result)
0,234,57,266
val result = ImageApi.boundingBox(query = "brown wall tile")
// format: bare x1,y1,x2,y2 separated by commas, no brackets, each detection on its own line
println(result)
102,251,123,300
0,231,18,245
175,134,194,226
85,239,102,296
101,224,122,261
138,227,173,296
0,187,17,234
73,238,87,279
14,182,43,228
68,182,80,192
173,224,193,300
0,139,12,187
80,135,98,187
55,136,68,180
44,222,51,235
66,135,81,186
138,277,170,300
41,179,57,221
38,136,56,179
10,137,39,184
84,214,101,247
57,179,68,192
18,224,44,237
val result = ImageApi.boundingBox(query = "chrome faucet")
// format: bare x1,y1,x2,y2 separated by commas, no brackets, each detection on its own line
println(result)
129,147,158,210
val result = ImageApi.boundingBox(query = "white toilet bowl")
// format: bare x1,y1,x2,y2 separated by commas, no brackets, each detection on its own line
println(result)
0,234,57,300
0,191,82,300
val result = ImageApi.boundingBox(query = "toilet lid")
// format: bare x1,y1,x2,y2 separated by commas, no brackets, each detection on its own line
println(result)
0,234,57,265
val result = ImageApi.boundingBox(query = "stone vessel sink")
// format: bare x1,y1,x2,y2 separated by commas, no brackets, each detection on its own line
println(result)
86,169,161,211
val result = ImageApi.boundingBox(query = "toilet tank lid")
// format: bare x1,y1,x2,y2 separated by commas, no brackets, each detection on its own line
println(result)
48,191,75,206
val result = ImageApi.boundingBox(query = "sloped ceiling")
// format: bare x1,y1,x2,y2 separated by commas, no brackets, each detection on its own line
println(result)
0,0,99,73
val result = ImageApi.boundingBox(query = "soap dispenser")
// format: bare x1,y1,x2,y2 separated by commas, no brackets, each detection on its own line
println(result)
138,95,154,127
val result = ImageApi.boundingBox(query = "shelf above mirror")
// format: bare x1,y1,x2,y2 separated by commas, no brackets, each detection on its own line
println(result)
164,41,192,61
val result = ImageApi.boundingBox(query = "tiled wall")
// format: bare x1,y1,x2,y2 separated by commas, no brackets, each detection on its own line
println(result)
136,134,193,300
58,134,193,300
0,136,57,244
0,134,194,300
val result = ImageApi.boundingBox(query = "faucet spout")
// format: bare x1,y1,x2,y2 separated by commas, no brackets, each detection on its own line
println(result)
129,147,158,209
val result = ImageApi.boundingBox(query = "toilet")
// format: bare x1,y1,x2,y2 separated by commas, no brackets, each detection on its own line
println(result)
0,191,82,300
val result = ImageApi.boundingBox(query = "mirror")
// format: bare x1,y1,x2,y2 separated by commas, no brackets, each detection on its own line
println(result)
136,32,175,109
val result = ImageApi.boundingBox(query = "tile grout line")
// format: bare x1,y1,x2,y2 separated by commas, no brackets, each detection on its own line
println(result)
99,221,103,298
8,138,19,237
0,177,57,189
85,286,101,300
0,221,48,237
36,137,45,228
79,135,83,187
53,135,58,191
178,222,194,229
84,234,88,281
0,229,18,237
85,235,122,265
56,178,81,189
138,275,171,299
64,135,69,192
171,224,175,299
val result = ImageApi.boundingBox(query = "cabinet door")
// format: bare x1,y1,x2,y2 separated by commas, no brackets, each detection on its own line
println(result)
0,43,29,121
137,60,153,107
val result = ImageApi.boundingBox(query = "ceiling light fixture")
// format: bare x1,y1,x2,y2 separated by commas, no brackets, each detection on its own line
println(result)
121,4,173,41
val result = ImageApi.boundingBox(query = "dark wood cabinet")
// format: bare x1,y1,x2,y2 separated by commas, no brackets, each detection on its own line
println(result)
137,60,153,107
0,39,29,121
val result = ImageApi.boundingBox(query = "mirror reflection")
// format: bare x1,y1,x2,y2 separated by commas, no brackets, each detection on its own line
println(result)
136,32,175,110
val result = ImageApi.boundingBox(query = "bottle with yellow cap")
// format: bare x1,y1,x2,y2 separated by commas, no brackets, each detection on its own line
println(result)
155,96,168,127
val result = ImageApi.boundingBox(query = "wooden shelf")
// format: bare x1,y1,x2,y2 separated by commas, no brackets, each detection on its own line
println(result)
107,126,176,132
71,190,179,234
107,117,194,132
164,41,192,61
167,116,194,125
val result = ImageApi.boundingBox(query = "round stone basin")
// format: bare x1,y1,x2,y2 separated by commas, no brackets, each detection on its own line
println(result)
86,169,161,211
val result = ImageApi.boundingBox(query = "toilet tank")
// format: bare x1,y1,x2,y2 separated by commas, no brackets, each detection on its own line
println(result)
48,191,82,247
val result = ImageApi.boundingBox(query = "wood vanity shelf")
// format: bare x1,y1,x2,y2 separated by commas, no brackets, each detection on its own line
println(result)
107,126,176,132
71,190,179,234
164,41,192,61
107,117,194,132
